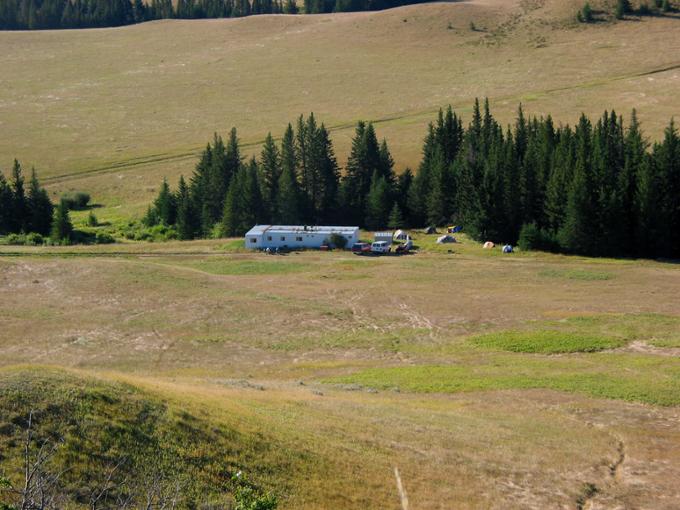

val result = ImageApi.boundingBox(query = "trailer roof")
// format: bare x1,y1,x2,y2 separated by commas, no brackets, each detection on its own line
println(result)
245,225,359,236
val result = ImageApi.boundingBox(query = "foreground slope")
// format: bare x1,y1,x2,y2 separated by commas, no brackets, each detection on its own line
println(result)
0,0,679,219
1,237,680,508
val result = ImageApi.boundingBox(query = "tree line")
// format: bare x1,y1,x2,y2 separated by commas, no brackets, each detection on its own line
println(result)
147,102,680,259
0,0,426,30
0,160,74,242
578,0,674,23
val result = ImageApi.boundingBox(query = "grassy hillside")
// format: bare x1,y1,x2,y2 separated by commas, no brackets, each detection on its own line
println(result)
2,235,680,508
0,367,293,509
1,0,679,222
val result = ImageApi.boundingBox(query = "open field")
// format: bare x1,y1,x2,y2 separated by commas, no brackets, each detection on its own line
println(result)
1,0,680,222
2,234,680,508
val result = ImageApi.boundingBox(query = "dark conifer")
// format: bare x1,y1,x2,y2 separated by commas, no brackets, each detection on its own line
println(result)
50,199,73,243
26,168,53,236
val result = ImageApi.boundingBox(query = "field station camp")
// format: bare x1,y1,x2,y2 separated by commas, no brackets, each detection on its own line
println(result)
2,0,680,509
245,225,359,250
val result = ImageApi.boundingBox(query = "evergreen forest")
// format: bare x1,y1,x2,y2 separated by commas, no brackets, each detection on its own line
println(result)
145,102,680,259
0,0,431,30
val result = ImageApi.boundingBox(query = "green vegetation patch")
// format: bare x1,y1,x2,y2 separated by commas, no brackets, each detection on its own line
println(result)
0,368,292,509
539,268,614,281
470,330,626,353
186,258,308,276
327,353,680,406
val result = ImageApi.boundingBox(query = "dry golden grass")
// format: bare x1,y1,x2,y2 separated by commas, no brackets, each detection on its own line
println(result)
1,0,679,220
2,237,680,508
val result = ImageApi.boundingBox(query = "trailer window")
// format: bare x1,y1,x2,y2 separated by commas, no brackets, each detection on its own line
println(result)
249,238,256,244
267,236,272,241
296,236,303,242
281,236,286,241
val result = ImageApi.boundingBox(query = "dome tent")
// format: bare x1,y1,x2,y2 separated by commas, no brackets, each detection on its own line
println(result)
483,241,495,249
437,235,456,244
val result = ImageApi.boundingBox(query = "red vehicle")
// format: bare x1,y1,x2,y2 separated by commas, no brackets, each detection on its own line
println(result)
351,242,371,254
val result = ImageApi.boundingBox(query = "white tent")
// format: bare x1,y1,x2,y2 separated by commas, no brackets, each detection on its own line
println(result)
503,244,513,253
394,230,409,240
483,241,495,249
436,235,457,244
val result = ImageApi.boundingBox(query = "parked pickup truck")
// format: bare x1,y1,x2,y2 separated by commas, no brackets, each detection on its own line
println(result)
370,241,391,254
351,242,372,254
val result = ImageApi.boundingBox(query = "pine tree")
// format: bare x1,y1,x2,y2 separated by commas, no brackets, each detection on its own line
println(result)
148,178,176,225
176,175,197,240
407,123,436,227
51,199,73,243
314,124,340,224
558,115,597,254
387,203,404,230
283,0,298,13
276,162,302,224
365,171,390,230
260,132,282,222
26,168,53,236
10,159,27,233
0,172,14,234
220,169,242,237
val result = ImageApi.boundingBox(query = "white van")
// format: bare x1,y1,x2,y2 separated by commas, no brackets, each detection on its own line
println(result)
371,241,391,254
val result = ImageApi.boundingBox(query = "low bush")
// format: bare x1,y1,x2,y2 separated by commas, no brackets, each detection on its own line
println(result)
121,222,178,242
0,232,44,246
61,191,91,210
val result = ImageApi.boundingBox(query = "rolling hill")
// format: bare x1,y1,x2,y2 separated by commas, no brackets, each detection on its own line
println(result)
1,0,679,220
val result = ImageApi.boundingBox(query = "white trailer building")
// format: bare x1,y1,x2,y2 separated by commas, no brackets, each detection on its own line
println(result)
244,225,360,250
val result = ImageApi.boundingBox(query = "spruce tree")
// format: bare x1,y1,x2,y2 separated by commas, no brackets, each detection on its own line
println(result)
153,178,177,225
260,132,282,222
10,159,27,233
387,203,404,230
0,172,13,234
407,123,436,227
51,198,73,243
176,175,197,240
365,171,390,230
558,115,597,254
26,168,53,236
276,163,302,224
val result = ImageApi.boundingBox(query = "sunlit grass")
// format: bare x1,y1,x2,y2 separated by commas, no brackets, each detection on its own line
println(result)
470,330,626,353
327,353,680,406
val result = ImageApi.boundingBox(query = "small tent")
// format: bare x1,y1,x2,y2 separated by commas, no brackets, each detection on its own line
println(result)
424,226,437,235
437,235,457,244
503,245,513,253
447,225,463,234
483,241,495,249
394,230,409,241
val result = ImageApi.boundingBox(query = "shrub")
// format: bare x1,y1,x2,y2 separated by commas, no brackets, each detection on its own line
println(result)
578,2,593,22
330,233,348,249
61,191,91,210
87,211,98,227
95,232,115,244
518,223,558,252
25,232,44,246
4,233,25,245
